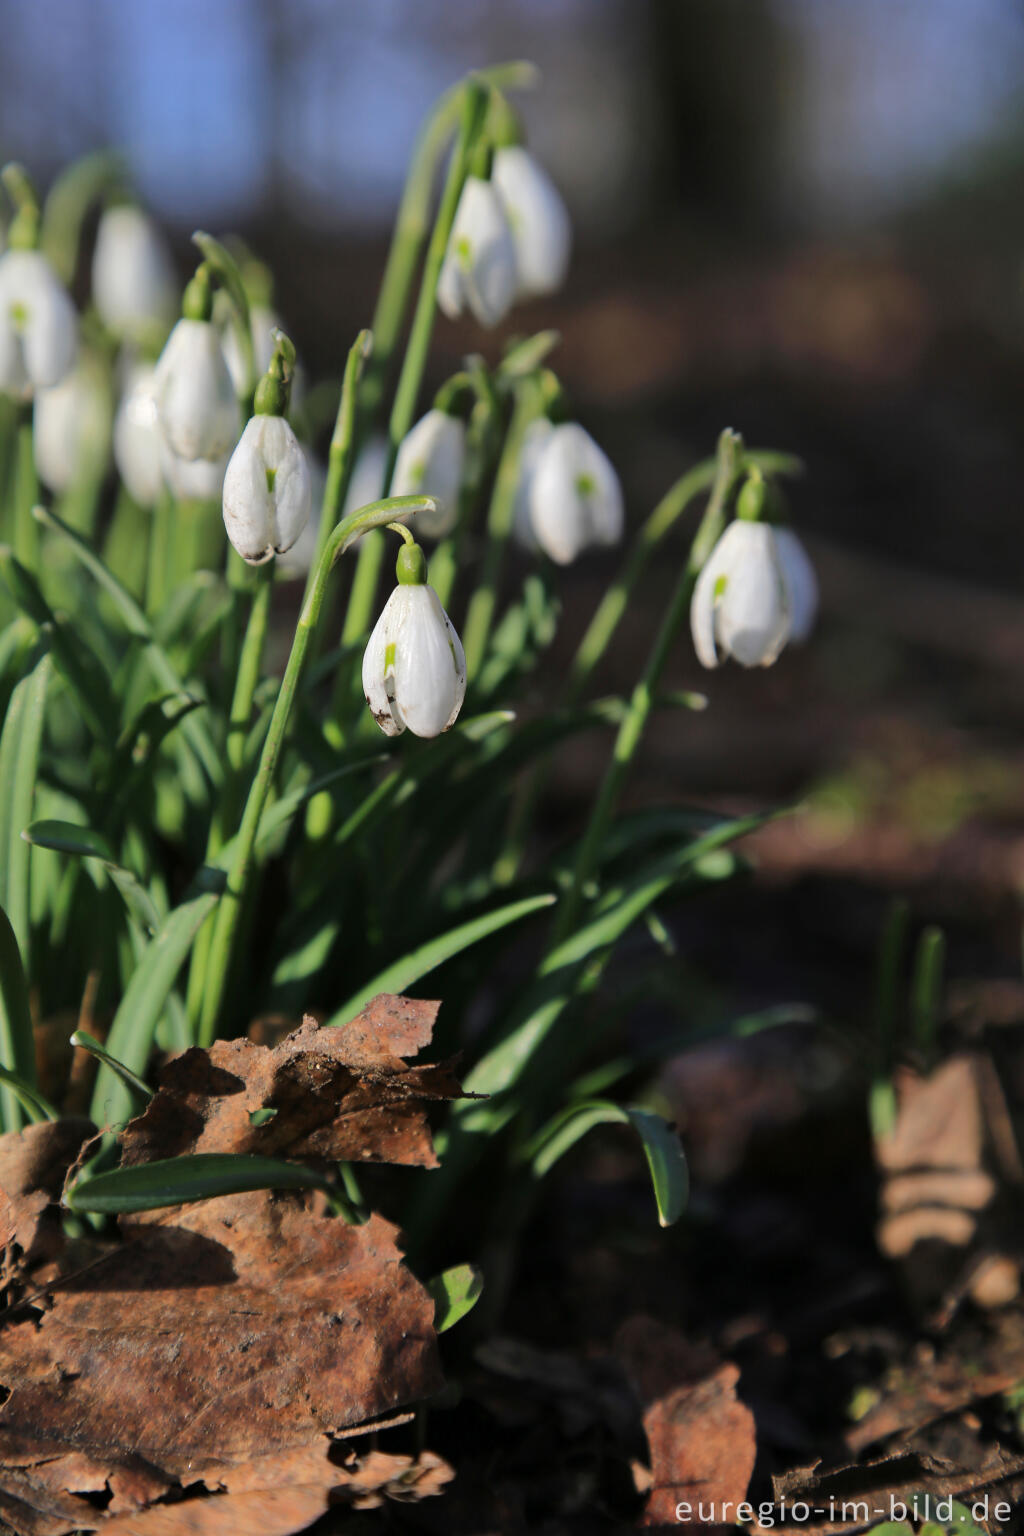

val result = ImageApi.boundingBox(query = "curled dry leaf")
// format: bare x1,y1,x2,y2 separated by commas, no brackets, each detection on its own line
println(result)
118,997,464,1170
0,1119,94,1289
0,1190,444,1533
614,1314,757,1528
0,996,463,1535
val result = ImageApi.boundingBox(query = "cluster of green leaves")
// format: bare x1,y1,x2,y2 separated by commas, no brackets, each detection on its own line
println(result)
0,66,803,1262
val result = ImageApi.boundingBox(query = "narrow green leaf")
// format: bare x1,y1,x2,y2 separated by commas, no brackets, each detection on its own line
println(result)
66,1152,332,1214
90,878,223,1128
0,1063,57,1123
0,644,51,962
0,547,115,740
327,893,556,1026
70,1030,153,1106
24,819,161,937
529,1101,688,1227
427,1264,484,1332
0,904,39,1130
30,506,221,786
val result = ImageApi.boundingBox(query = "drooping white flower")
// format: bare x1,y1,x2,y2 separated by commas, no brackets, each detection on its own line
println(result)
526,421,623,565
114,363,164,507
511,417,555,551
492,146,571,301
222,413,311,564
33,360,112,493
390,409,467,539
0,249,77,400
363,573,466,739
92,205,176,340
437,176,517,329
154,317,240,463
773,526,818,643
690,519,799,669
160,439,230,502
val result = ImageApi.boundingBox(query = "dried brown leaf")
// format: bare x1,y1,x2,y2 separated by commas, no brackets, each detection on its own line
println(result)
118,998,463,1171
615,1315,756,1527
0,1119,94,1288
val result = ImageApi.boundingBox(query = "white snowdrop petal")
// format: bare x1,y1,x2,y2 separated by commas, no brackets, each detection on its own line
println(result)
155,319,240,462
114,365,164,507
493,146,572,300
0,251,77,397
361,588,403,737
392,586,461,738
92,206,176,338
34,364,111,494
439,177,517,330
512,418,554,552
713,522,790,668
391,410,466,539
222,414,310,564
528,422,621,564
773,526,818,643
690,543,730,670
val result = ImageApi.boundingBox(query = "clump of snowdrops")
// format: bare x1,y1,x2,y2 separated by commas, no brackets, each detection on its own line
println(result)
0,66,814,1264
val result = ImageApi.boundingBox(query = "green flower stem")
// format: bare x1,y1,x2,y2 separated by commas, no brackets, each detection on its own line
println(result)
493,444,803,889
185,561,274,1031
461,382,539,676
550,430,744,947
196,492,439,1046
341,78,489,652
13,414,38,570
308,331,372,597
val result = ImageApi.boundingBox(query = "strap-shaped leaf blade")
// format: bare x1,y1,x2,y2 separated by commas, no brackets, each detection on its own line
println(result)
65,1152,332,1214
529,1101,688,1227
326,893,555,1026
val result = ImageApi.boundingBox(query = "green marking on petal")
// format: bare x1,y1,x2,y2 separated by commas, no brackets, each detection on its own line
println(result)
9,301,27,331
456,236,473,271
713,574,728,601
384,642,397,672
574,473,596,498
265,466,277,493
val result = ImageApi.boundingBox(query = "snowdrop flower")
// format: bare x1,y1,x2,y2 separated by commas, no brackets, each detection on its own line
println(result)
33,359,111,493
492,146,571,300
526,421,623,565
363,541,466,739
512,417,555,551
114,363,164,507
92,204,176,341
0,249,77,400
690,518,817,669
390,408,467,539
154,266,240,463
438,175,517,329
222,335,310,564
